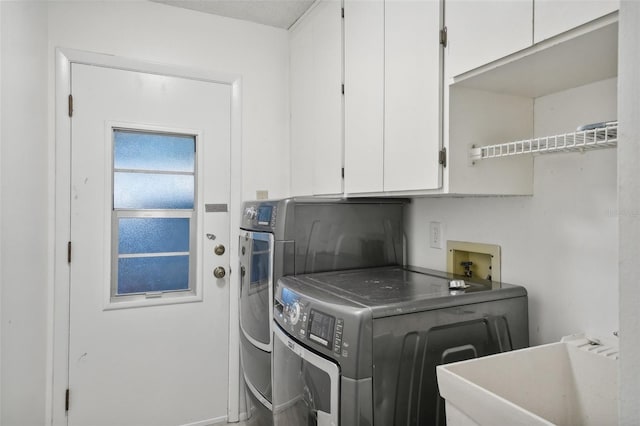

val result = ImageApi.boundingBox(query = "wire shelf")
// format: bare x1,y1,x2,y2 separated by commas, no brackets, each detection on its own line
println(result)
470,121,618,161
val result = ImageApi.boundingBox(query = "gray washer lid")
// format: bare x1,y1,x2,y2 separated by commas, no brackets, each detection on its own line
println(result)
291,265,527,318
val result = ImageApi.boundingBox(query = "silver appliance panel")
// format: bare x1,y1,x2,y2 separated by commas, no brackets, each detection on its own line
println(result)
240,330,272,403
239,198,406,349
291,265,528,318
273,325,340,426
239,198,406,421
273,266,529,425
239,230,274,350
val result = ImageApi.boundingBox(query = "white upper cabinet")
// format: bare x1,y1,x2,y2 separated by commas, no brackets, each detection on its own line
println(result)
384,0,442,192
534,0,619,43
344,0,443,194
444,2,618,196
445,0,533,78
290,0,343,196
291,0,619,198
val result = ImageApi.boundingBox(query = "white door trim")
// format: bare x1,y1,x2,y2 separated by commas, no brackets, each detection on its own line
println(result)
49,48,242,425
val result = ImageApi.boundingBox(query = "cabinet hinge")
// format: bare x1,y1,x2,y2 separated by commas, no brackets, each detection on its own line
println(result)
341,84,345,95
341,7,344,18
67,241,72,263
65,388,70,412
341,167,345,178
440,26,448,48
68,94,73,117
439,147,447,168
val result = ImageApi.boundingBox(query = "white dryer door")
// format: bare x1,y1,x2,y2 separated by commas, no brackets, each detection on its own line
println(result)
273,325,340,426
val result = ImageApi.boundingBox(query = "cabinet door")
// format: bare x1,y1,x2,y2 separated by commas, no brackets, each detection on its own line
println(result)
534,0,618,43
446,0,533,78
344,0,384,194
290,0,343,196
384,0,442,191
290,22,314,196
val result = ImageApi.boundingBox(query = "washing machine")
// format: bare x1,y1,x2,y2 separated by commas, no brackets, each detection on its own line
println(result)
272,266,529,426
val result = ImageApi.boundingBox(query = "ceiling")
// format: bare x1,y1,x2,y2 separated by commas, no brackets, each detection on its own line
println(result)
151,0,315,29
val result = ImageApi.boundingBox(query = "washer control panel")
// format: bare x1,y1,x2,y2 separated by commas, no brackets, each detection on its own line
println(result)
274,286,349,356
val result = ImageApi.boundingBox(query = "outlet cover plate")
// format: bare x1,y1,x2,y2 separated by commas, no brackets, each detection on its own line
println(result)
430,222,443,249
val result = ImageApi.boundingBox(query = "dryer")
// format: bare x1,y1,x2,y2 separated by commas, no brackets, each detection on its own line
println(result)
272,266,529,426
238,198,406,424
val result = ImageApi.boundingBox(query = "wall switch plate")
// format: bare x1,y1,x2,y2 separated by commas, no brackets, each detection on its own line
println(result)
429,221,443,249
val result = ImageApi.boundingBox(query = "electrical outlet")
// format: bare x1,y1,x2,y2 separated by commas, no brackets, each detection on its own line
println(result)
429,222,442,249
256,190,269,200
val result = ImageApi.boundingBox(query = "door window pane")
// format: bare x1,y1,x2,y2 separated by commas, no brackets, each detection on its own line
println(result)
114,172,194,209
117,255,190,294
114,130,195,172
118,217,190,254
111,128,197,302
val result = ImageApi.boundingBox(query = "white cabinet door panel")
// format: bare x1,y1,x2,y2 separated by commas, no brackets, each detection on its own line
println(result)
312,0,344,195
290,23,314,196
290,0,343,196
534,0,618,43
344,0,385,193
446,0,533,78
384,0,442,191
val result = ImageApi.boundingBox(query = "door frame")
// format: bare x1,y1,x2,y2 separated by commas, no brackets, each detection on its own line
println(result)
49,48,243,426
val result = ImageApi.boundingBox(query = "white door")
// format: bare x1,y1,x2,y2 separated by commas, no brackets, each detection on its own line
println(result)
68,63,231,425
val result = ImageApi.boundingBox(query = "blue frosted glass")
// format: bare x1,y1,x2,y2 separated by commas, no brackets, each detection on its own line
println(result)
114,130,195,172
114,172,194,209
119,218,190,254
117,255,189,294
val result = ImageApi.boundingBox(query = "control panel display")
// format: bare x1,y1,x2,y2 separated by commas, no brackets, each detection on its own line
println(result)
308,309,335,350
281,287,299,305
257,206,273,225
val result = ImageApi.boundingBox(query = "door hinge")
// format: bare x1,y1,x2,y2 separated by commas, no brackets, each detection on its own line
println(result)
439,147,447,168
341,7,344,18
65,388,70,412
341,83,345,95
68,94,73,117
440,26,448,47
67,241,72,263
341,167,345,178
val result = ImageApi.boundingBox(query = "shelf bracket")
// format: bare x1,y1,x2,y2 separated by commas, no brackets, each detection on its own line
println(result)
469,145,482,166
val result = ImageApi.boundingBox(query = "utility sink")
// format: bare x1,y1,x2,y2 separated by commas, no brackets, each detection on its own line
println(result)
436,334,618,426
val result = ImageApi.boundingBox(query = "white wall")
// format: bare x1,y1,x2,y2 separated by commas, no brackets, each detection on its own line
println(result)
618,1,640,423
1,1,290,424
407,79,619,346
1,2,50,425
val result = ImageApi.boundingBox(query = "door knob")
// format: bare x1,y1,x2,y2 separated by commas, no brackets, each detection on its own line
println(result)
214,244,225,256
213,267,226,279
